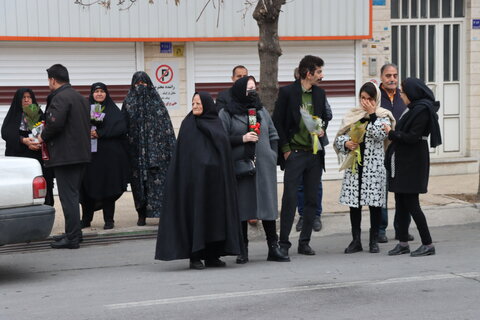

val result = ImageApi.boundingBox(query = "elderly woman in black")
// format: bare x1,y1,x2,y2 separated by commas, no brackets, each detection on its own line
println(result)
155,92,243,270
1,88,54,205
122,72,176,226
384,78,441,257
80,83,130,230
218,76,288,263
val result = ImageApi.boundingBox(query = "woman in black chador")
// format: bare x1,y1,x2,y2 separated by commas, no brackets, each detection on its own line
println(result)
80,83,130,230
1,88,54,205
122,72,176,226
384,78,442,257
155,92,243,270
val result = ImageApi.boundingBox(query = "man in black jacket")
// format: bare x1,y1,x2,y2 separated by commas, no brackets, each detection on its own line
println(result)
272,55,330,259
38,64,91,249
215,65,248,111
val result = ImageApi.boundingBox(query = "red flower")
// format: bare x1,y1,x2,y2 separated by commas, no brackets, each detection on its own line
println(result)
248,109,256,116
249,122,261,135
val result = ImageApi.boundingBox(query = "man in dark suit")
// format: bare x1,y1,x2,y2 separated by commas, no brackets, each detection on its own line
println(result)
215,65,248,111
273,55,331,258
38,64,91,249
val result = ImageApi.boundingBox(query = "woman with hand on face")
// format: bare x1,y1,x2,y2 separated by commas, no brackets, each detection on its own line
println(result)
122,72,176,226
218,76,289,264
383,78,441,257
155,92,243,270
80,83,130,230
334,82,395,254
1,88,54,206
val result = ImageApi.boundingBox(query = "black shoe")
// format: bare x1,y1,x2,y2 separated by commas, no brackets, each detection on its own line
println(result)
137,217,146,226
236,255,249,264
313,216,322,232
205,257,226,268
52,233,83,243
103,222,114,230
378,234,388,243
267,243,290,262
80,220,91,229
410,245,435,257
344,239,363,254
50,237,80,249
189,259,205,270
369,228,379,253
298,244,315,255
395,233,414,241
279,246,290,260
295,216,303,232
388,244,410,256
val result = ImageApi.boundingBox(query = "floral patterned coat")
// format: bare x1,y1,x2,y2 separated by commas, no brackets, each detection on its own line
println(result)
335,116,391,208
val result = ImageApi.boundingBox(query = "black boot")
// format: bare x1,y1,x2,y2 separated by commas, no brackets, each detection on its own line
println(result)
267,241,290,262
236,242,249,264
369,228,379,253
344,228,363,254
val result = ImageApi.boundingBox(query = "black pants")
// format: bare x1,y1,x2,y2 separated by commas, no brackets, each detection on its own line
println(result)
349,206,381,232
81,196,116,224
395,193,432,245
279,150,323,249
54,164,86,240
241,220,278,245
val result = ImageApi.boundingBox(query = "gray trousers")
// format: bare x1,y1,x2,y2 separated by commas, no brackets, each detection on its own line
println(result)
54,164,86,240
279,150,323,249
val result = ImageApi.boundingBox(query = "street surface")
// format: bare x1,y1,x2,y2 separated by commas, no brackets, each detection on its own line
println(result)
1,223,479,320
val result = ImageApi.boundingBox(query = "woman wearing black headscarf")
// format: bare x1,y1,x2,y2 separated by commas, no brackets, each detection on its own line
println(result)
80,83,130,230
155,92,243,270
383,78,442,257
218,76,288,264
122,72,176,226
1,88,54,206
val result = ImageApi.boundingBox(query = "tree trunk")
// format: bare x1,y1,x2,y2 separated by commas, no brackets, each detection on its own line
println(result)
253,0,286,114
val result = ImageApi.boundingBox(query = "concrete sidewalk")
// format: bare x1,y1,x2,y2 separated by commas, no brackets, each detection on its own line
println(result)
50,173,480,240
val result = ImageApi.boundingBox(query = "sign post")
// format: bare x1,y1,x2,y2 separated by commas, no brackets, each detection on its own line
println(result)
151,61,179,110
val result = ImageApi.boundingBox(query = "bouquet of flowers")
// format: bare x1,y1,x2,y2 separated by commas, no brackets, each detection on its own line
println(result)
299,105,325,154
248,108,261,135
339,121,368,174
22,104,41,130
28,120,49,160
90,103,106,152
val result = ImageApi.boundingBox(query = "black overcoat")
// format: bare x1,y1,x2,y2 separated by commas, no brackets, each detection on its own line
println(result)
41,84,91,168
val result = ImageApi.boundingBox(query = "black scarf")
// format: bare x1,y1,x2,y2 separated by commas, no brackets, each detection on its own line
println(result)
89,82,126,139
402,78,442,148
225,76,262,122
1,88,43,156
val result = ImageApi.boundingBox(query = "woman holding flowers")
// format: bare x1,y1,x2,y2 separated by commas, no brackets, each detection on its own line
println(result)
80,83,130,230
122,72,176,226
156,92,243,270
334,82,395,254
1,88,54,205
218,76,288,264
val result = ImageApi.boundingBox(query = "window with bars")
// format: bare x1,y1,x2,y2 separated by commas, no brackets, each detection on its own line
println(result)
391,0,464,19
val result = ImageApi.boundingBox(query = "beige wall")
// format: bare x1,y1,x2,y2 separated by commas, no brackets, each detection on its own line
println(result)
144,42,189,135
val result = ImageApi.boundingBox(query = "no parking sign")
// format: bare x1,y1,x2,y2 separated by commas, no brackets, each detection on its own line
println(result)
151,61,179,110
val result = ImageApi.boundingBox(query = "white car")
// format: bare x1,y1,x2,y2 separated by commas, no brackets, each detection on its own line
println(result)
0,157,55,246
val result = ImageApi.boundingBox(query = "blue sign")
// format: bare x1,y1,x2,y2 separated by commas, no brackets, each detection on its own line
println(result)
160,42,172,53
473,19,480,29
373,0,386,5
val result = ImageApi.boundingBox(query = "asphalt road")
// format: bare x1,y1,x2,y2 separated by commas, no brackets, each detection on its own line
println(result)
1,223,479,320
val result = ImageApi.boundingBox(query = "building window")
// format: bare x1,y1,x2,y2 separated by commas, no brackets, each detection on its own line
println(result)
392,0,464,19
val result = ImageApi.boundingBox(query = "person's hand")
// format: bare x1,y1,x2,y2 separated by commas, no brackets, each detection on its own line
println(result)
23,137,41,150
91,130,98,139
383,124,391,134
362,99,376,114
284,151,291,160
37,135,43,143
345,140,359,151
243,131,259,143
317,130,325,138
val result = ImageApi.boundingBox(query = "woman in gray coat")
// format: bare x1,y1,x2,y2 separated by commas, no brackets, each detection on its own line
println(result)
219,76,288,264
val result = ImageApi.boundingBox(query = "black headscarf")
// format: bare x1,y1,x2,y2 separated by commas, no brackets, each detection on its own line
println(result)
1,88,43,156
226,76,263,120
155,92,243,261
89,82,126,139
402,78,442,148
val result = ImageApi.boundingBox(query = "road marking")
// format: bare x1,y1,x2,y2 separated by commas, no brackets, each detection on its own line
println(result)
105,272,479,310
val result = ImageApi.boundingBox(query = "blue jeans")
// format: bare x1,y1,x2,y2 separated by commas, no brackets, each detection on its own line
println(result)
297,179,322,217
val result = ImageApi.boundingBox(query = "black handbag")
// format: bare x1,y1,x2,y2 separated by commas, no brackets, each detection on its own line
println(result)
234,158,256,177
